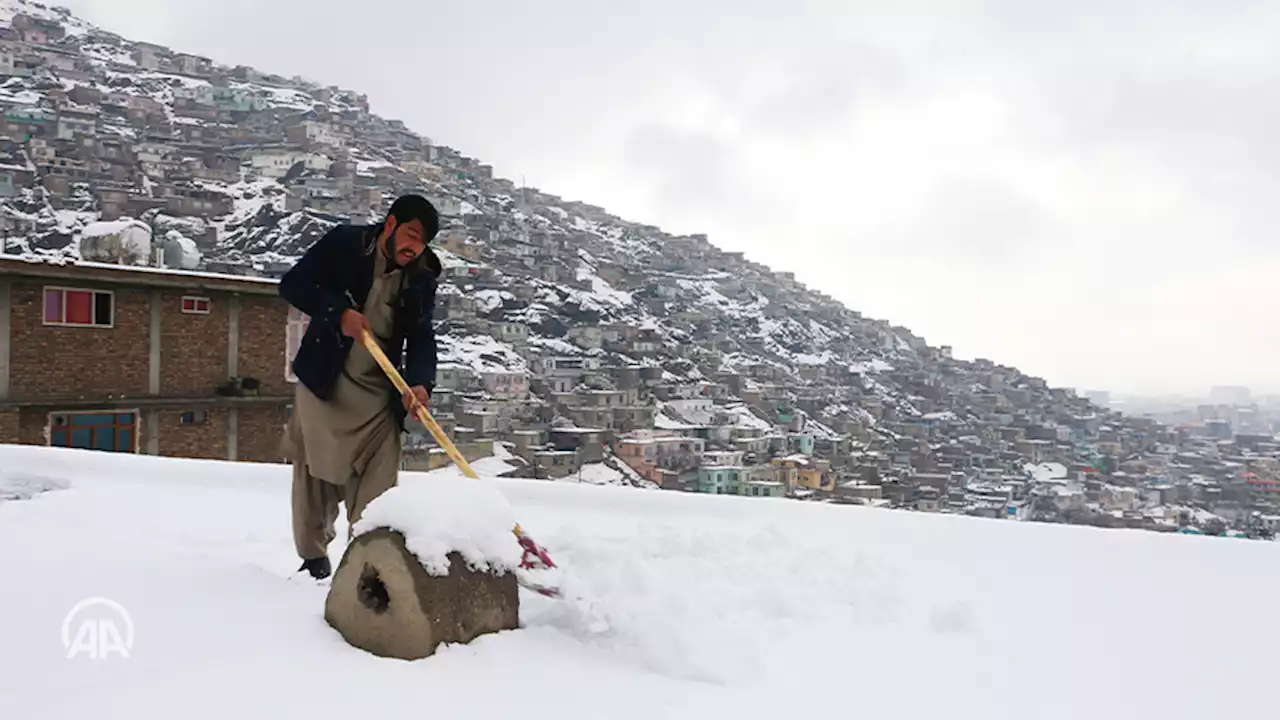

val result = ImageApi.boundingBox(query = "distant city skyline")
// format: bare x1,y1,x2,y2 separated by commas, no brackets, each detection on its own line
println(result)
1093,385,1277,405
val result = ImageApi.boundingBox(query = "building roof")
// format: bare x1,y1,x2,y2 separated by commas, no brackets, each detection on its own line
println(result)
0,256,282,296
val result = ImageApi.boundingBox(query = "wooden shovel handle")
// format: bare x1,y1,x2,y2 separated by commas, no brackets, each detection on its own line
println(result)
358,329,480,480
357,329,545,561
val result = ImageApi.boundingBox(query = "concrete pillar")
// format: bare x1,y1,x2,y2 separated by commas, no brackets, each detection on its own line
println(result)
227,406,238,461
148,289,161,395
0,278,10,400
146,408,159,455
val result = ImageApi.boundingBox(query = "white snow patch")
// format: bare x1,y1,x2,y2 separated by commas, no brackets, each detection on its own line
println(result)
355,158,395,174
0,0,94,35
723,404,773,432
437,333,528,374
473,289,514,313
0,470,70,501
793,350,839,366
654,413,700,430
527,335,582,356
557,463,628,486
77,219,153,265
663,399,716,425
850,359,894,374
1026,462,1070,484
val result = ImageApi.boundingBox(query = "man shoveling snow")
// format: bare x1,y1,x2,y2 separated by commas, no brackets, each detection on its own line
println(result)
278,194,442,580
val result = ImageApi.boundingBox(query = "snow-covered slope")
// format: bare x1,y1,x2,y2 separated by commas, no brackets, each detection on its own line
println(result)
2,444,1276,719
0,0,1112,433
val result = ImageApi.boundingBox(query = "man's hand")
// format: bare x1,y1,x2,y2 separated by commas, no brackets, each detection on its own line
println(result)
402,385,429,412
340,309,370,339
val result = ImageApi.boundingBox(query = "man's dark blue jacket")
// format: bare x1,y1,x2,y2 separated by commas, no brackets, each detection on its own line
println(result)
278,221,441,432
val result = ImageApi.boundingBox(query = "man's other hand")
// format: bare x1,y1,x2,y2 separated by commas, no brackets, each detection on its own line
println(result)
340,309,370,339
402,385,429,412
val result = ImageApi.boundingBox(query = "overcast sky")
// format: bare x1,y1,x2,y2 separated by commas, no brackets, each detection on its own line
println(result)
62,0,1280,397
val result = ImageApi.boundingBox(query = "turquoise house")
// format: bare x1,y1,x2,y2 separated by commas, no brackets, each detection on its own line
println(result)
696,466,745,494
788,433,815,455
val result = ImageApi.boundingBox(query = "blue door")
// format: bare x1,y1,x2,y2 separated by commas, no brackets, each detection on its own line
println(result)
50,412,138,453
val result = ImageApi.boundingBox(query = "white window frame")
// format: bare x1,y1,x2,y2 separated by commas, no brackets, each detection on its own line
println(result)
180,295,211,315
285,306,310,383
41,285,115,328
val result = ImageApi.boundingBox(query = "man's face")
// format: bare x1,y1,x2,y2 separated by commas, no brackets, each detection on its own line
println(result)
386,218,426,266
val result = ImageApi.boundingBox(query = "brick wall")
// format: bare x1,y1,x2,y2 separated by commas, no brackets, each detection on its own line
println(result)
9,281,150,401
8,279,292,402
4,269,313,465
0,408,17,443
160,290,232,396
238,404,288,463
17,407,54,445
238,295,291,396
156,406,229,460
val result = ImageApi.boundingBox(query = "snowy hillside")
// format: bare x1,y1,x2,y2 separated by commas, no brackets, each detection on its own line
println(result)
0,0,1083,421
3,445,1277,719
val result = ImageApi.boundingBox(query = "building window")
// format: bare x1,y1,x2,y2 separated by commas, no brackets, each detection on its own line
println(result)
49,411,137,453
285,306,310,382
180,409,209,425
181,295,211,314
43,286,113,327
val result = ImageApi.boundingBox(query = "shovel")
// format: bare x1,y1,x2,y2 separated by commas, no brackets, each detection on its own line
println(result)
359,329,561,597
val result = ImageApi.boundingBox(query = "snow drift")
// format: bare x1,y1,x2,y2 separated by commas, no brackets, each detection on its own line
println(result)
1,444,1276,719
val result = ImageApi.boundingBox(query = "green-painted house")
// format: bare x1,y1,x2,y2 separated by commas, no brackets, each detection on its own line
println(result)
788,433,815,455
696,465,745,494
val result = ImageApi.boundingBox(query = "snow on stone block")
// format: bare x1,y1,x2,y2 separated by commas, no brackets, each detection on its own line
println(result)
323,528,520,661
350,474,525,576
325,475,525,659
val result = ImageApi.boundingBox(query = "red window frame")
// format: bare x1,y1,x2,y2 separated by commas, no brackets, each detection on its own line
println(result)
42,286,114,327
181,295,211,314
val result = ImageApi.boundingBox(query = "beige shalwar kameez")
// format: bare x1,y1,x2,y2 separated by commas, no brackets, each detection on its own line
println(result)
289,248,405,561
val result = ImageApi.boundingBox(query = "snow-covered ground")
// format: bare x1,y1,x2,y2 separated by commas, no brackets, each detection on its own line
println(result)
2,444,1277,719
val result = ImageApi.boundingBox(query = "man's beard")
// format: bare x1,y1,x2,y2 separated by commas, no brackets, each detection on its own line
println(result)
384,236,417,268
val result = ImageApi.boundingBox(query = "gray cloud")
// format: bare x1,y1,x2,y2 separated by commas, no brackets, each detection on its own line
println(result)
623,124,760,222
891,176,1067,265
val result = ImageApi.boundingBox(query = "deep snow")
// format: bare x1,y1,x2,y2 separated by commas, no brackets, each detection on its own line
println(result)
2,443,1277,719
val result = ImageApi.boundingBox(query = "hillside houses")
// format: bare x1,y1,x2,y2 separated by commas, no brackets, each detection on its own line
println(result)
0,4,1275,537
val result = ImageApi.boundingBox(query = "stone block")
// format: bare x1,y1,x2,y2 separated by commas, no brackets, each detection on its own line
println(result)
324,526,520,660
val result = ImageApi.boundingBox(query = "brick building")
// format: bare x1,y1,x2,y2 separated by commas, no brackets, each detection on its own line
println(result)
0,256,300,462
